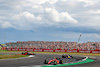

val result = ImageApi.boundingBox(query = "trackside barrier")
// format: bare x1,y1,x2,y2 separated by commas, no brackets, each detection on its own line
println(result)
26,48,33,51
66,50,77,53
78,50,92,53
7,48,100,53
55,50,65,52
34,49,43,52
43,49,54,52
19,48,26,51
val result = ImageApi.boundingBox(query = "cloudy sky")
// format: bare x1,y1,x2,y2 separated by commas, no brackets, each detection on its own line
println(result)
0,0,100,43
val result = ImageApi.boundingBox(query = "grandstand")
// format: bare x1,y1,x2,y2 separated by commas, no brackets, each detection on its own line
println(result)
4,41,100,50
0,44,7,50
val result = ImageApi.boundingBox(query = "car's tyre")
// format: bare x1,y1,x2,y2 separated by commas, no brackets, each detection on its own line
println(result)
70,56,73,58
56,58,60,60
59,60,63,64
22,52,23,54
33,53,35,55
71,56,73,58
27,53,33,55
44,60,48,64
54,61,57,65
62,55,65,58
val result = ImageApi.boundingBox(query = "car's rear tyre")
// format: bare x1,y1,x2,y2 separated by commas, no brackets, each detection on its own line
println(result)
44,60,48,64
70,56,73,58
33,53,35,55
22,52,23,54
54,61,57,65
62,56,65,58
59,60,63,64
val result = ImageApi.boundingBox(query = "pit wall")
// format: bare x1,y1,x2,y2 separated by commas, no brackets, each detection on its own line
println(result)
7,48,100,53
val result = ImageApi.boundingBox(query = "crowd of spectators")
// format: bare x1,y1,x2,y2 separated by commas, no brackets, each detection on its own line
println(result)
5,41,100,50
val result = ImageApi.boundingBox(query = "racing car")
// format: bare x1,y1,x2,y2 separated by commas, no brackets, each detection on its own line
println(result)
44,57,63,65
62,54,73,59
22,51,35,55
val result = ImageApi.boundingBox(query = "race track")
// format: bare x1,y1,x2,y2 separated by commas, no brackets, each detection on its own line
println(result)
65,56,100,67
0,52,100,67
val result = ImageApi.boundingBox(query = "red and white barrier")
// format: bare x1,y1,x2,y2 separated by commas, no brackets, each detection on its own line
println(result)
7,48,100,54
66,50,77,53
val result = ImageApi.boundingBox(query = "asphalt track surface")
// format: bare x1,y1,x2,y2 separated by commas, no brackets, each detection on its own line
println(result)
0,52,100,67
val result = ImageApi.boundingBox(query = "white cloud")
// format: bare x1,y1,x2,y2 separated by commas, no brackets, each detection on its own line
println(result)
11,11,43,30
86,16,100,27
25,0,49,4
77,0,100,7
48,0,58,4
26,0,58,4
45,8,78,23
13,11,42,21
1,0,100,43
0,20,14,28
11,7,78,30
0,16,6,19
87,10,100,14
0,0,100,31
32,5,44,13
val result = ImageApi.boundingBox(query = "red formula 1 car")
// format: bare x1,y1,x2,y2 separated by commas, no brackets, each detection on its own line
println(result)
22,51,35,55
44,57,63,65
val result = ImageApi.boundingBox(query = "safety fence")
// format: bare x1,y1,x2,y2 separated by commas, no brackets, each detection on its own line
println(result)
7,48,100,53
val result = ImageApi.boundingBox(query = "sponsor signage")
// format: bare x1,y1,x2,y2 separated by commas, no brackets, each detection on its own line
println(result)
43,49,54,52
92,51,99,53
66,50,77,52
12,48,18,51
78,50,91,53
19,48,26,51
34,49,43,52
7,48,12,51
7,48,100,54
26,48,33,51
55,50,65,52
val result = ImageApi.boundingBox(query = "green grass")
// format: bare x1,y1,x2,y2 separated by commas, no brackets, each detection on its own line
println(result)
0,50,100,56
0,54,28,59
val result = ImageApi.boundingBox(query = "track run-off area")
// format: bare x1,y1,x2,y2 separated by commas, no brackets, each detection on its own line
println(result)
0,51,100,67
